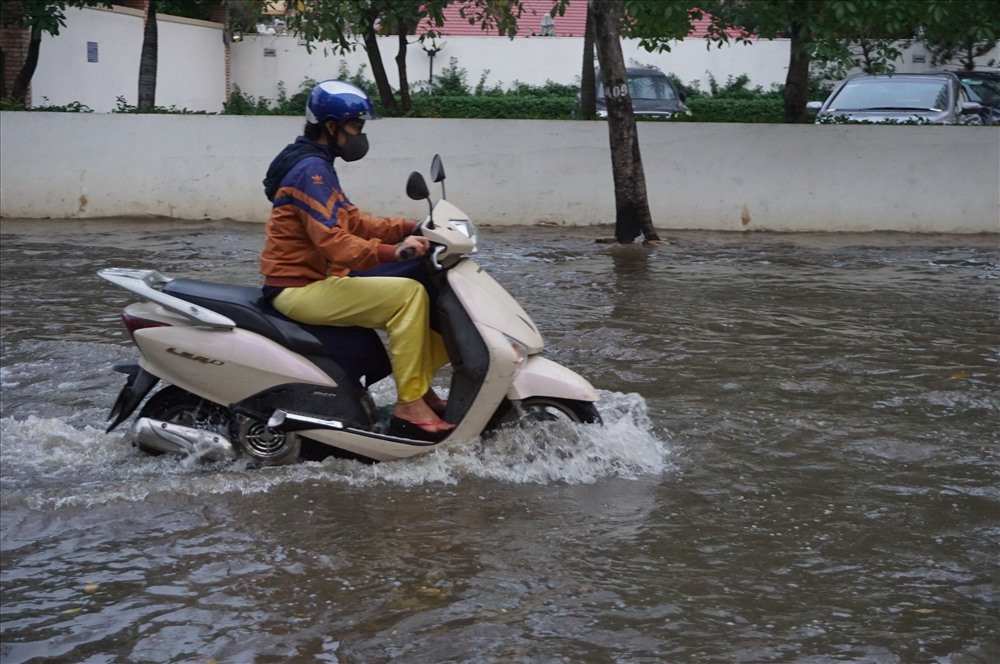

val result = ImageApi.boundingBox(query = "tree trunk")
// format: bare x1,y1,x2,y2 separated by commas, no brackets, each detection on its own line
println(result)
361,21,397,114
10,26,42,104
784,20,811,124
394,18,411,113
137,0,158,112
579,4,596,119
589,0,659,244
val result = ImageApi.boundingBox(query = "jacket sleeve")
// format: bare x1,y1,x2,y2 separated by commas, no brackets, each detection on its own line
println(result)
280,159,405,272
351,211,416,244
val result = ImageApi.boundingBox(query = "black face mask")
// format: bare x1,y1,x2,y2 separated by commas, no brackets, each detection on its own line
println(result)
338,131,369,162
327,124,369,162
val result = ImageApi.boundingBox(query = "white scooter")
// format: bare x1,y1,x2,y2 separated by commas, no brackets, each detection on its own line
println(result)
99,156,600,464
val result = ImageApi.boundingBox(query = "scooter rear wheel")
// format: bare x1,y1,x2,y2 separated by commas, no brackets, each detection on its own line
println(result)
231,414,301,466
136,386,230,457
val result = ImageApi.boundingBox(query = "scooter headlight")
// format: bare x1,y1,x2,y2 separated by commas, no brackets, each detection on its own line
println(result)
451,219,478,242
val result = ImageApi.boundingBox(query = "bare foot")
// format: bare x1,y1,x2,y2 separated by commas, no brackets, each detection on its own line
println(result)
423,389,447,415
394,399,454,433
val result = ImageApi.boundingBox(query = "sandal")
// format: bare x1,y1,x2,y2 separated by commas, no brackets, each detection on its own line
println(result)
390,416,453,442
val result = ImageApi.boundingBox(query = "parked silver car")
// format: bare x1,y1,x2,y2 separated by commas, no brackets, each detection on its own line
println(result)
807,73,983,125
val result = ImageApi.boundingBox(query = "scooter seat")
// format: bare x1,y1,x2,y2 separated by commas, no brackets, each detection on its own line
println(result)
164,279,326,354
162,278,392,386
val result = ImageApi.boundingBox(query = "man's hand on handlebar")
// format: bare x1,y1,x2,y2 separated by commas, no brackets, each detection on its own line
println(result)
395,235,430,260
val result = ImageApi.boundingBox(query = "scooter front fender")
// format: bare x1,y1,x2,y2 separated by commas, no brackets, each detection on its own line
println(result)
507,355,599,403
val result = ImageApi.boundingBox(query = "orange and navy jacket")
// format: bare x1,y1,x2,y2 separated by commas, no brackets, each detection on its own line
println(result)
260,137,414,288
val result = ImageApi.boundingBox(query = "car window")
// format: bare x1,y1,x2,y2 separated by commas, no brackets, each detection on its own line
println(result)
629,76,677,101
961,78,1000,105
597,75,677,101
829,79,950,111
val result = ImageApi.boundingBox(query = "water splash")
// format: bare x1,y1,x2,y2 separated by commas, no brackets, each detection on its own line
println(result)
0,391,671,509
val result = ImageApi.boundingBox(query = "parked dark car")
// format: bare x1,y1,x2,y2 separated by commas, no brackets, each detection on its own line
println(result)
595,66,690,119
951,70,1000,125
806,72,983,125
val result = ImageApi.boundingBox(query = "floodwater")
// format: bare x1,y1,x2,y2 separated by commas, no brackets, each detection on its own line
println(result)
1,219,997,663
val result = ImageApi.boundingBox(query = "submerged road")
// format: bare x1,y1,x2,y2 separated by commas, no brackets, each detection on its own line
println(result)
1,219,997,662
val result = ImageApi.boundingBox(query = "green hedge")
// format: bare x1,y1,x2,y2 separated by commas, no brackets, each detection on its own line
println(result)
221,82,785,122
400,95,576,119
395,95,784,123
4,89,785,123
681,98,785,123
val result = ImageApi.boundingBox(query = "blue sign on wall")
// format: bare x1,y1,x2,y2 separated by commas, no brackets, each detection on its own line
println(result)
87,42,98,63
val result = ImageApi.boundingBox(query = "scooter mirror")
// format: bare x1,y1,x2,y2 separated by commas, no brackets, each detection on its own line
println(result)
406,171,429,201
430,154,446,183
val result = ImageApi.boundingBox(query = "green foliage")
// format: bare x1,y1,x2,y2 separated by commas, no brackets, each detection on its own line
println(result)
624,1,720,50
679,98,785,123
223,79,316,116
112,95,209,114
404,95,576,120
431,58,471,96
1,1,112,36
157,0,214,21
507,80,579,98
33,98,93,112
215,69,806,123
0,97,28,110
919,0,1000,70
704,73,781,99
664,73,704,99
222,87,276,115
336,62,376,98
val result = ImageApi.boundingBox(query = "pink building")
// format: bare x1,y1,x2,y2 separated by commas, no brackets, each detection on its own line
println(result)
418,0,745,39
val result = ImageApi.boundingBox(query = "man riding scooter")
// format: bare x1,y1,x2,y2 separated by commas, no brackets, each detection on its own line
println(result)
259,80,453,438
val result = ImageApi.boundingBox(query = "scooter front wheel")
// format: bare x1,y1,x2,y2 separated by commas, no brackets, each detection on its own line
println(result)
511,397,602,426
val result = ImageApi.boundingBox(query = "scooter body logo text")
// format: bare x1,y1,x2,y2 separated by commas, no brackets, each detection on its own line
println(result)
166,347,224,365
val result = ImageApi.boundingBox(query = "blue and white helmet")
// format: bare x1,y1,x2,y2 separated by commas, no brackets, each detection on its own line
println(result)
306,80,376,125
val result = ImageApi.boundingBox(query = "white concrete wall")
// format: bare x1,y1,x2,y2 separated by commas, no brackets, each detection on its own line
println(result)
230,34,1000,103
1,113,997,233
31,6,227,113
230,33,794,101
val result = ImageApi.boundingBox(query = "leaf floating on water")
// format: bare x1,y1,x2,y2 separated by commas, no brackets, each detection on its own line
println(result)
61,607,84,615
912,608,936,614
417,586,443,597
949,371,971,380
83,582,100,594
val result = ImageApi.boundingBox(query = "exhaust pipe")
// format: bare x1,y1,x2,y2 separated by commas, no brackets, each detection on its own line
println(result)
132,418,237,461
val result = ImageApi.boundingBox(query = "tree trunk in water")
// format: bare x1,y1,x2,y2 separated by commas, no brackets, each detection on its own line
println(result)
588,0,659,243
395,22,411,113
137,0,158,112
10,26,42,104
783,21,811,124
579,5,596,119
362,26,397,114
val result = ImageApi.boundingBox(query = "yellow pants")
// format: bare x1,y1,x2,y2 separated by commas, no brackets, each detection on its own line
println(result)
272,276,449,403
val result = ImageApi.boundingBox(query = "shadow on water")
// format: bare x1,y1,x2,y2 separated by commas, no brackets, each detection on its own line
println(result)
1,219,998,662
